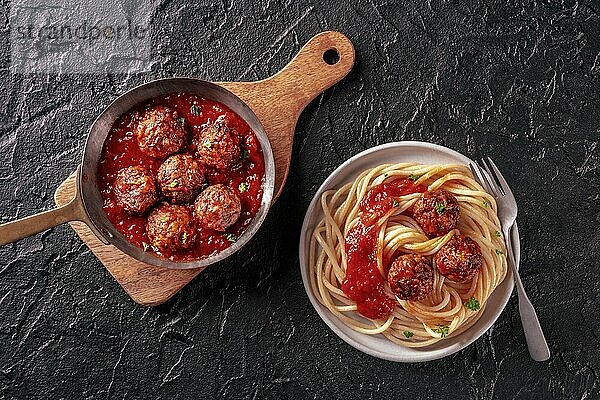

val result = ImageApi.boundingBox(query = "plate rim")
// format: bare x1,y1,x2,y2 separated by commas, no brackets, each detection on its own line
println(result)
298,141,517,362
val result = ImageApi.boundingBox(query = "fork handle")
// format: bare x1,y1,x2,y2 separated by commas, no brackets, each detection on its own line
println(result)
506,228,550,361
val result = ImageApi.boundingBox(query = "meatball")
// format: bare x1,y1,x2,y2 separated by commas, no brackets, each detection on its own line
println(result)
193,118,241,169
434,234,483,283
387,254,434,301
113,166,158,214
158,154,205,203
135,106,187,158
194,184,241,231
413,190,460,237
146,203,196,252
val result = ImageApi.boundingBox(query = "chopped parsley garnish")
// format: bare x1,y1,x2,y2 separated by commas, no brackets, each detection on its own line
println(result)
181,231,187,244
435,202,446,215
224,233,237,243
202,182,209,190
241,148,249,159
464,297,480,311
403,331,414,338
495,249,503,255
392,198,399,207
178,117,185,125
142,242,149,252
168,179,179,188
482,200,489,208
494,231,501,238
202,139,212,148
432,325,449,338
190,104,200,116
239,182,248,193
408,174,421,181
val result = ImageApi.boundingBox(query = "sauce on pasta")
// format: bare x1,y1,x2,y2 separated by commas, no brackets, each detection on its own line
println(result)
342,178,426,319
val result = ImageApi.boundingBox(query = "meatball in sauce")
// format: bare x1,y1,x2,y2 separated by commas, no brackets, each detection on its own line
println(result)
135,106,187,159
413,190,460,237
434,234,483,283
193,117,241,170
113,166,158,214
146,203,196,252
158,154,205,203
194,184,242,232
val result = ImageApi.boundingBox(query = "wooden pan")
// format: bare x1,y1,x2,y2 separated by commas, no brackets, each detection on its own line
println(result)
52,31,355,305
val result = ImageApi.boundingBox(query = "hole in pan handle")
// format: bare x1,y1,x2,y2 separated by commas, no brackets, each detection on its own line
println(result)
323,48,340,65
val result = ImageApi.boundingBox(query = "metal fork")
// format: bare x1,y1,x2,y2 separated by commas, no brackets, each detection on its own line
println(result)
469,158,550,362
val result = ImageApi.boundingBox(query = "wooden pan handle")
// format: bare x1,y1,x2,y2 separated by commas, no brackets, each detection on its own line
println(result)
263,31,355,115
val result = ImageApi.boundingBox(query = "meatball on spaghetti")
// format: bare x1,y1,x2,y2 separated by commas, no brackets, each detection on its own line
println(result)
434,234,483,283
193,118,241,169
158,154,205,203
413,190,460,237
146,203,196,252
387,254,434,301
113,166,158,214
135,106,187,159
194,184,241,231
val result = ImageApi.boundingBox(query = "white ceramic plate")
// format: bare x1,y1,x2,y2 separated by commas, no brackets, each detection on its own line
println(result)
299,141,518,362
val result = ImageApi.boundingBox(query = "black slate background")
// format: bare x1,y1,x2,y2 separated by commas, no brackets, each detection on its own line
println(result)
1,0,599,399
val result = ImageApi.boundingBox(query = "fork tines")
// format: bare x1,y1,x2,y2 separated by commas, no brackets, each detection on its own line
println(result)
469,158,510,198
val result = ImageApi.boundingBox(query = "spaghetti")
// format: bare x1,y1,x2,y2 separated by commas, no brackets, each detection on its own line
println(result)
308,163,508,347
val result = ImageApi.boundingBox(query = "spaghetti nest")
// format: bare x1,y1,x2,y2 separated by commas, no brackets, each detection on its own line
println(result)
309,163,508,347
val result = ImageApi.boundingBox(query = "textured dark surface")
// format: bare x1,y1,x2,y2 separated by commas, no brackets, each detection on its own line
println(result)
1,0,599,399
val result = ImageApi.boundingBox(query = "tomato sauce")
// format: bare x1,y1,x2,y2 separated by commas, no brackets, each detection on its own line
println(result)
97,92,265,261
341,178,426,319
